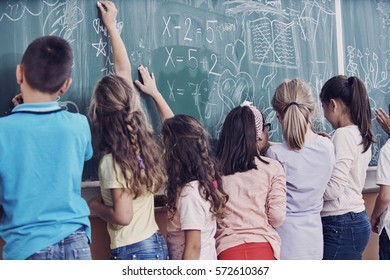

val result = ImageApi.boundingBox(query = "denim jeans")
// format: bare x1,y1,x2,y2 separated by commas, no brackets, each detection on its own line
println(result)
26,228,91,260
111,232,169,260
322,211,371,260
379,229,390,260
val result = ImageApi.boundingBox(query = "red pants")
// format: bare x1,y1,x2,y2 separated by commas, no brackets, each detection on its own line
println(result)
218,242,276,260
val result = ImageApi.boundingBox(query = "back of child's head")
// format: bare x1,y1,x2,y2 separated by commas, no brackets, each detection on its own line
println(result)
89,75,165,197
161,114,227,221
217,104,264,176
272,78,315,150
320,75,374,152
21,35,73,94
161,114,213,186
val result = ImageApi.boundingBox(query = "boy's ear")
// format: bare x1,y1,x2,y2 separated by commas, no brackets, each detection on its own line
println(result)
16,65,23,85
58,78,72,96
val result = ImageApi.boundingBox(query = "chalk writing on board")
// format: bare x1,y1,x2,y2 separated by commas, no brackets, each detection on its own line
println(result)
0,0,59,22
246,18,296,68
155,0,338,141
346,46,390,94
43,0,83,43
92,18,123,75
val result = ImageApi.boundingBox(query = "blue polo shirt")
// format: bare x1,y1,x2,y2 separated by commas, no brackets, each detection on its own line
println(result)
0,102,93,259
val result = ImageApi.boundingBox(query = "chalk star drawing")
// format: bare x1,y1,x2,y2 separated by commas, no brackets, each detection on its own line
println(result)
92,38,107,57
101,56,115,75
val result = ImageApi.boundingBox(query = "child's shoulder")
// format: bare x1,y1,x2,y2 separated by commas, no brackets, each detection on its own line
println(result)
315,134,334,149
333,125,360,142
179,180,205,197
266,141,289,156
255,156,284,172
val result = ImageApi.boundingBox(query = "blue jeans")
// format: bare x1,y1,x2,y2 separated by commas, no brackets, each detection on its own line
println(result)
111,232,168,260
379,229,390,260
322,211,371,260
26,228,91,260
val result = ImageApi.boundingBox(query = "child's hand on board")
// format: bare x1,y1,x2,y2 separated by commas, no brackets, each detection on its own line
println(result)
375,108,390,137
97,1,118,30
134,65,161,98
12,93,23,106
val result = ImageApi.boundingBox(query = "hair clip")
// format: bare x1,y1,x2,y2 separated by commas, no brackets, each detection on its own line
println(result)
240,100,253,107
212,179,218,190
136,155,145,169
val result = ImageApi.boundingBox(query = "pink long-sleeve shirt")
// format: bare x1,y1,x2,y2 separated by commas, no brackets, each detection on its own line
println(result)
215,157,286,259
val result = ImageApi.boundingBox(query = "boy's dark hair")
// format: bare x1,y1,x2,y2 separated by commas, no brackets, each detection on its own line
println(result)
21,35,73,94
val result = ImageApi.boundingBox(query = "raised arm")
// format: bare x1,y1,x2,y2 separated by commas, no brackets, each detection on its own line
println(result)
97,1,132,83
134,65,174,122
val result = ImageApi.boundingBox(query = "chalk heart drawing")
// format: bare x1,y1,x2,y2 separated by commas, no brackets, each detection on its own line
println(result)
93,18,101,34
218,69,254,110
225,39,246,73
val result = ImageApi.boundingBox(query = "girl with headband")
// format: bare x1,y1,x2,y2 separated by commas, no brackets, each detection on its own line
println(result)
215,102,287,260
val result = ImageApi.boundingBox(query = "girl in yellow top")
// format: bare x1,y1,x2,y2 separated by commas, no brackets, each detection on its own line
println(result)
87,1,172,260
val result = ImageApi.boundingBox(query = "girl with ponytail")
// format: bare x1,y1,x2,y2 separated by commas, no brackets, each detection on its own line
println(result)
267,78,335,259
87,2,169,260
320,75,375,260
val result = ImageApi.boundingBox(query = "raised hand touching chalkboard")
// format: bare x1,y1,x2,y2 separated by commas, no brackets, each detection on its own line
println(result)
375,108,390,138
135,65,174,122
97,1,132,84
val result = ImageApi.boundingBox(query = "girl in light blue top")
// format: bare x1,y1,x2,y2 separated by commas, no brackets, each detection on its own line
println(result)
267,78,335,259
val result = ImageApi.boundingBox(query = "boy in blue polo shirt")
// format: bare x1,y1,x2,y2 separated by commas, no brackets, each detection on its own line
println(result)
0,36,93,260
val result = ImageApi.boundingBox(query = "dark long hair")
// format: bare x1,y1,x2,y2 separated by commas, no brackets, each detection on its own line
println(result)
216,106,268,176
160,115,228,222
320,75,375,153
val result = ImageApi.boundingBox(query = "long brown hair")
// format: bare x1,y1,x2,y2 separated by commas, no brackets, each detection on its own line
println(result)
320,75,375,152
160,115,228,223
88,75,165,197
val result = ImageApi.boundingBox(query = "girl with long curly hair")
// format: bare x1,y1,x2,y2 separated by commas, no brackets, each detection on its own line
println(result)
158,115,228,260
136,61,228,259
87,2,172,260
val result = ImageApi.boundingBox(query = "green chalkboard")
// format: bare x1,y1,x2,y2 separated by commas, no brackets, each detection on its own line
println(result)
0,0,348,180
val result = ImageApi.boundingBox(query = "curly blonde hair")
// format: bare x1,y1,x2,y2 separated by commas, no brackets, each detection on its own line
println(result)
88,75,166,197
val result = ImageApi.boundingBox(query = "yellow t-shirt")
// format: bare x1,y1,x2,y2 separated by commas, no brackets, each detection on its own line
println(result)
99,154,158,249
